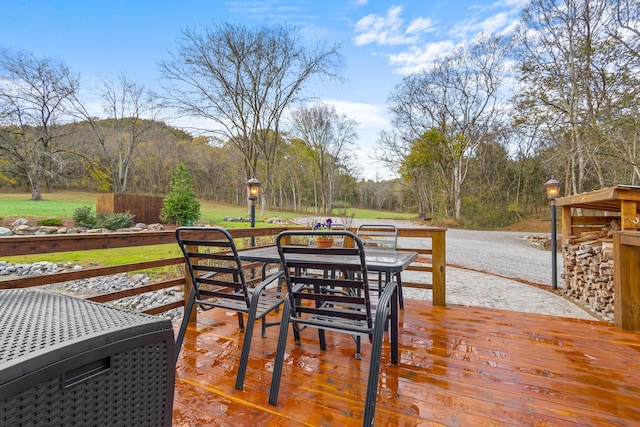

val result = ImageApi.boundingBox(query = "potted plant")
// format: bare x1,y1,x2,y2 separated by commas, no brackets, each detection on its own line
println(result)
313,218,334,248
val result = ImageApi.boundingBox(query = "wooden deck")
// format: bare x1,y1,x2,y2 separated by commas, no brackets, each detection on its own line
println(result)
172,298,640,426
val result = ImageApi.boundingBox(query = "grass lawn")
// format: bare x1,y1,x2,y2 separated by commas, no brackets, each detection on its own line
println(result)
0,191,415,226
0,191,416,268
0,192,98,218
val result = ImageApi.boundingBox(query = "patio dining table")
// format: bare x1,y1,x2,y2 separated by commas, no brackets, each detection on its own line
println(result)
237,245,418,284
238,246,418,363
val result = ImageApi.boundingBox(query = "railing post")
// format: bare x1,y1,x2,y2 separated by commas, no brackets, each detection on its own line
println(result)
431,230,446,306
613,232,640,330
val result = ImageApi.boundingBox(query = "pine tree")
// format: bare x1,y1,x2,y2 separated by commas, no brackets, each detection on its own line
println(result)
160,163,200,225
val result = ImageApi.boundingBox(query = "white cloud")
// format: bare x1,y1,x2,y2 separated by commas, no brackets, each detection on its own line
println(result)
388,40,456,75
353,6,420,46
362,1,524,76
320,98,394,179
406,17,435,35
449,11,512,39
324,98,388,127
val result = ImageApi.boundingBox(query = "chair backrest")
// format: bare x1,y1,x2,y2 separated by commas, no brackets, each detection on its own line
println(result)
175,227,250,308
356,224,398,250
277,230,373,335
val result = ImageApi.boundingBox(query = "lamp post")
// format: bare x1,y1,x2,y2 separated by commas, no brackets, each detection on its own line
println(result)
247,176,260,248
544,177,561,289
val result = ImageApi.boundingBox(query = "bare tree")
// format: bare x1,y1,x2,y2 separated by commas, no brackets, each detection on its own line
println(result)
160,21,342,213
516,0,621,194
72,74,162,193
0,50,79,200
611,0,640,59
388,35,511,219
290,103,357,213
606,0,640,184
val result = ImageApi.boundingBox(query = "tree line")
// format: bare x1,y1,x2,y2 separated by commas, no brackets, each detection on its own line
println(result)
1,0,639,228
377,0,640,226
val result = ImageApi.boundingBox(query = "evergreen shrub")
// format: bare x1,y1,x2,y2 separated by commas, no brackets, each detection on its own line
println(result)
37,218,63,226
160,163,201,225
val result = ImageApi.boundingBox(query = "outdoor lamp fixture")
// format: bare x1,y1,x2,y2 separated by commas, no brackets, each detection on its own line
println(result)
247,176,260,247
544,176,561,290
247,177,260,203
545,177,561,200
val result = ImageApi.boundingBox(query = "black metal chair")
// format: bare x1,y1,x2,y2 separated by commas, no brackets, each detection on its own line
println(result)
174,227,286,364
268,230,399,427
356,224,405,308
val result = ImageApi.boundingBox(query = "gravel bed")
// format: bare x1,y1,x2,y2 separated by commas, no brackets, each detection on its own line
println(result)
0,261,184,322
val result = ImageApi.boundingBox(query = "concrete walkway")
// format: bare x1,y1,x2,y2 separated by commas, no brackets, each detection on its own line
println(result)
402,266,597,320
311,218,599,321
415,227,597,320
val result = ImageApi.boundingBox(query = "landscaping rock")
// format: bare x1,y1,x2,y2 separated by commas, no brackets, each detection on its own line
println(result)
0,220,170,237
35,226,59,235
0,261,182,321
13,225,38,235
266,217,289,224
11,218,28,227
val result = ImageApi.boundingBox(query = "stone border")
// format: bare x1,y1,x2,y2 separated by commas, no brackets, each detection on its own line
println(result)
0,217,164,236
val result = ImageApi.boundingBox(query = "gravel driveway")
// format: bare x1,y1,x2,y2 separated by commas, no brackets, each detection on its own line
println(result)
444,228,561,286
296,217,596,320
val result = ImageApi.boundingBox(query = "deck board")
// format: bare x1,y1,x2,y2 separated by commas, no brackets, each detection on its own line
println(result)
173,299,640,426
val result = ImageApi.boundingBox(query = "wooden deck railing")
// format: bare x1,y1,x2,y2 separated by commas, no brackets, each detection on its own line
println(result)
613,231,640,331
0,225,446,318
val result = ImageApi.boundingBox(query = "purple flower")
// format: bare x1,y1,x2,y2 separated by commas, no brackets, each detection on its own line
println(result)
313,218,333,231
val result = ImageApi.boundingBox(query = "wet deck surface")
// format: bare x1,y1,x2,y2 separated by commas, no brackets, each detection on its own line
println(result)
172,298,640,426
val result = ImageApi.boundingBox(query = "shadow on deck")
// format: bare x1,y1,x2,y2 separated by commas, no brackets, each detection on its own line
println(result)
172,298,640,426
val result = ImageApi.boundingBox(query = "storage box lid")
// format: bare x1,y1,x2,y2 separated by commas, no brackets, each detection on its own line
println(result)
0,289,172,384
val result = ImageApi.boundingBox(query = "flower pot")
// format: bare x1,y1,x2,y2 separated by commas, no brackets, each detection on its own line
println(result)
315,237,334,248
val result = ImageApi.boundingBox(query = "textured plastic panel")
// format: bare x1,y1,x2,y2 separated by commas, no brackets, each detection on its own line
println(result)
0,289,175,427
0,289,165,364
0,341,169,426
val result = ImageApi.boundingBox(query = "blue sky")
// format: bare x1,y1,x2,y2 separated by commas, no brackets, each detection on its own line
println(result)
1,0,527,180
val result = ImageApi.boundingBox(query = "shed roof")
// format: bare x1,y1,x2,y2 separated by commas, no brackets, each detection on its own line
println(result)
555,185,640,213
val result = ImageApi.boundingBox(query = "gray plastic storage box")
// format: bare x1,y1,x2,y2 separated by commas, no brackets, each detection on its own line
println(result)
0,289,175,426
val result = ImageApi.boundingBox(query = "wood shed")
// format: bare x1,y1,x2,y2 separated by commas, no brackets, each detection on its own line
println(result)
555,185,640,323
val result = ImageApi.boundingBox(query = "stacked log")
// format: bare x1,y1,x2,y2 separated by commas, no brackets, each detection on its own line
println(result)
562,221,618,321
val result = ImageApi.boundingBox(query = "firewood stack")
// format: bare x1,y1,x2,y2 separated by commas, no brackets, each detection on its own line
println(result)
562,220,619,321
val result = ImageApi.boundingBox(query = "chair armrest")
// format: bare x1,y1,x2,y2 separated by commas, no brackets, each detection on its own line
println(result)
252,270,285,294
375,280,397,325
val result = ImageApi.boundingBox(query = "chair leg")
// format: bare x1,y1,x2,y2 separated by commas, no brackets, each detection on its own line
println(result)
319,329,326,351
363,282,398,427
396,272,404,310
237,312,245,332
390,287,399,364
237,275,284,391
235,309,258,391
269,297,292,406
363,326,384,427
293,311,301,344
175,290,197,364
